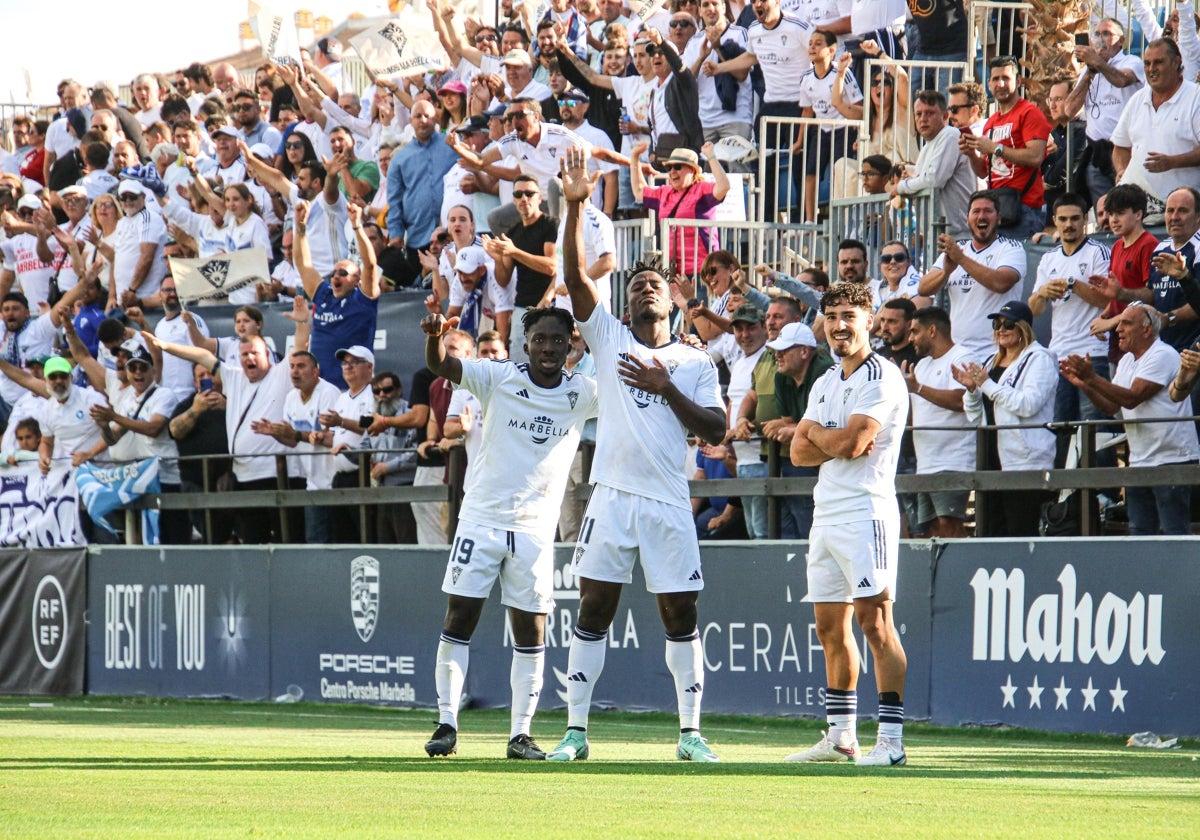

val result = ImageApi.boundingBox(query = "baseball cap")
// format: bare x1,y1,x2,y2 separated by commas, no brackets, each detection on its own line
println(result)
211,125,242,140
438,80,469,96
44,357,73,377
59,185,88,199
766,321,818,352
336,345,375,365
455,245,488,274
560,88,590,103
455,115,490,134
117,180,145,198
988,300,1033,325
730,303,765,325
483,104,507,119
16,194,41,212
501,49,533,67
249,142,275,160
118,338,153,365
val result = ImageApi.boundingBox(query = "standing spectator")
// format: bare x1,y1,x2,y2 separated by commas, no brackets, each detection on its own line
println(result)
630,141,728,279
0,291,63,429
294,203,381,389
482,175,558,363
1063,17,1144,204
152,277,211,400
953,301,1058,537
555,90,619,216
1028,194,1114,437
959,56,1051,239
891,90,978,240
92,342,191,544
230,88,282,150
946,81,987,137
327,126,380,204
725,303,770,539
684,0,754,146
387,101,461,287
442,245,514,346
321,346,377,543
907,0,969,92
875,297,920,535
36,184,94,296
796,36,863,222
1092,183,1157,351
919,191,1026,361
1063,304,1199,535
1111,39,1200,213
2,196,55,310
1041,78,1088,222
168,363,234,544
903,306,974,538
110,181,168,310
368,371,419,545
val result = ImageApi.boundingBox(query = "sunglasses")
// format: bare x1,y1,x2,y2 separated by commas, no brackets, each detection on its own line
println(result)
669,20,695,28
512,190,539,198
506,110,533,120
372,385,396,395
285,141,305,150
557,98,583,108
666,163,692,172
879,252,908,264
332,268,358,277
474,33,498,43
119,195,141,202
948,104,973,113
126,361,151,372
992,318,1018,331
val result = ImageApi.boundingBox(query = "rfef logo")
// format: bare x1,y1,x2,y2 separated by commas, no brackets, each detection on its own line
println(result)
31,574,68,669
351,555,380,643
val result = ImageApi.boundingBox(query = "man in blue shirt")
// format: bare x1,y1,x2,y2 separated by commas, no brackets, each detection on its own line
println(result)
387,100,460,287
295,202,381,389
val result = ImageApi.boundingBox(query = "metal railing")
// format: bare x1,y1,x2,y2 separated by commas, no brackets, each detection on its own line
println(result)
658,217,827,285
755,115,861,225
968,1,1033,79
827,190,941,276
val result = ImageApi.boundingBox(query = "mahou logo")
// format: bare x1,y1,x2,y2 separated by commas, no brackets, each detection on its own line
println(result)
970,565,1165,666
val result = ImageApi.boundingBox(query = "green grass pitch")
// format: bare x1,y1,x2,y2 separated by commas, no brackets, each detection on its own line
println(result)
0,697,1197,838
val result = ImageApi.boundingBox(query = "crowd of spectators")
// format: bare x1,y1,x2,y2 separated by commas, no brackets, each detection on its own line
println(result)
0,0,1198,544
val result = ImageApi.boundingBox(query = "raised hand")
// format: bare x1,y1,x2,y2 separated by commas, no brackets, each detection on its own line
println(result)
559,146,596,203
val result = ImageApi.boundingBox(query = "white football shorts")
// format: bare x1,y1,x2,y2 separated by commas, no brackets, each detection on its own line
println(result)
806,517,899,604
441,521,555,614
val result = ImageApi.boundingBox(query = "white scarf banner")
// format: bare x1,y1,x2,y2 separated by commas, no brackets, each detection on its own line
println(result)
169,248,271,304
349,8,450,78
248,1,304,68
0,464,83,547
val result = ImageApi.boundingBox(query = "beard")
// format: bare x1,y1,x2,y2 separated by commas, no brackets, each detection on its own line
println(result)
375,397,401,417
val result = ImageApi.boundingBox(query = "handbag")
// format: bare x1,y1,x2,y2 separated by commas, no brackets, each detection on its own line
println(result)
1039,493,1081,537
987,157,1038,227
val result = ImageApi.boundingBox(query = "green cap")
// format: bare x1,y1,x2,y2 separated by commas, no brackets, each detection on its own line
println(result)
43,357,73,377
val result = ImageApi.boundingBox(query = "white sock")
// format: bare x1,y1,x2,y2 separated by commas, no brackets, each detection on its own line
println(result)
510,645,545,739
435,634,470,729
665,632,703,732
825,688,857,745
565,626,608,730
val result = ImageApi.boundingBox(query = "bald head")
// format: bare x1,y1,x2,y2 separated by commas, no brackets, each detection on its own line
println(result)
411,100,438,141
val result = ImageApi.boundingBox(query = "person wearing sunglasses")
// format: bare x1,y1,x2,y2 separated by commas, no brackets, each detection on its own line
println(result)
874,240,928,308
555,88,619,216
946,81,986,137
954,300,1058,537
919,190,1026,361
366,370,419,545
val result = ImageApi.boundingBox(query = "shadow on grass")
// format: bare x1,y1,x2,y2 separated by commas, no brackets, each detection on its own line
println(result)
1,754,1194,781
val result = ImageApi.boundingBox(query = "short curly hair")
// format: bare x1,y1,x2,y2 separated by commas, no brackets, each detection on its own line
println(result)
624,253,674,287
821,281,875,313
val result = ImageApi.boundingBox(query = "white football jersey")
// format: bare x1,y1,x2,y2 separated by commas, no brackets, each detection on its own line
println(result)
456,359,599,534
932,236,1027,361
581,307,723,509
1032,237,1111,359
803,353,908,524
747,13,814,104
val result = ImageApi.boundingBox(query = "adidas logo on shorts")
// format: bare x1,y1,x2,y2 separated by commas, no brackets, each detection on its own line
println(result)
689,570,702,581
857,577,871,589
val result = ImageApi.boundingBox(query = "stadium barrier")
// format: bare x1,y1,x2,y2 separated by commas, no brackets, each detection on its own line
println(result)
826,189,940,276
64,538,1199,736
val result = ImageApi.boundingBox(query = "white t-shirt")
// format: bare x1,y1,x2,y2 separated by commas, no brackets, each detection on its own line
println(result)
0,312,58,406
1033,238,1111,359
495,123,592,196
648,73,680,146
287,184,349,277
112,208,168,298
788,0,852,25
222,214,273,305
331,384,375,473
0,391,45,454
610,74,656,160
44,117,78,159
797,64,863,127
802,353,908,524
932,236,1027,361
910,346,977,474
1083,50,1145,141
747,14,814,104
684,26,755,128
1114,341,1200,467
456,358,598,533
1112,80,1200,201
728,344,766,464
580,306,723,509
221,359,292,482
1,233,54,311
555,205,616,315
876,266,922,306
154,312,210,400
41,386,108,466
849,0,905,32
282,380,341,489
110,384,181,484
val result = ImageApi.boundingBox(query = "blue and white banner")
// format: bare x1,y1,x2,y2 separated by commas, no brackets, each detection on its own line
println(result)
75,459,161,545
0,464,83,547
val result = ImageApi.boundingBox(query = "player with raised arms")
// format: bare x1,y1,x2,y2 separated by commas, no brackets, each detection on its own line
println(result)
421,306,599,760
788,281,911,766
547,147,728,762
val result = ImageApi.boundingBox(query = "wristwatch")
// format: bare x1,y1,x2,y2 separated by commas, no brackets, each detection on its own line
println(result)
1167,311,1179,327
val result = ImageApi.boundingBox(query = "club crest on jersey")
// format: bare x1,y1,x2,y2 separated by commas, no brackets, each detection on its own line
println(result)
843,387,854,404
567,390,579,409
666,360,679,375
350,555,380,643
451,565,463,584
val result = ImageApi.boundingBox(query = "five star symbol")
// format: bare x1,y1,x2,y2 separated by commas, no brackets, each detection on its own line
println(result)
999,676,1126,713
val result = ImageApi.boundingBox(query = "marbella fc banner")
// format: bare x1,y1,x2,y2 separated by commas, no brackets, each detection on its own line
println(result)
75,459,162,545
0,464,83,547
349,8,449,78
248,1,304,68
170,249,271,304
